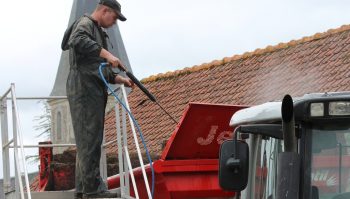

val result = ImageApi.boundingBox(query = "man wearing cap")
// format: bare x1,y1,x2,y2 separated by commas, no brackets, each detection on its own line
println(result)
61,0,132,198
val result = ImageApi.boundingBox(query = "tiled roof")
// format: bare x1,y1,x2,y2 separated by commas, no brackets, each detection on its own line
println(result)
104,24,350,157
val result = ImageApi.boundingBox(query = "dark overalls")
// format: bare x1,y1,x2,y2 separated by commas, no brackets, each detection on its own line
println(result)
62,15,115,195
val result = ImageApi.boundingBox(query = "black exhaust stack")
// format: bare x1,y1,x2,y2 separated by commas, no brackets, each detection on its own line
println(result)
281,95,297,152
277,95,301,199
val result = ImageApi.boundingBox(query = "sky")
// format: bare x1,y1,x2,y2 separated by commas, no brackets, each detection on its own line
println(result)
1,0,350,178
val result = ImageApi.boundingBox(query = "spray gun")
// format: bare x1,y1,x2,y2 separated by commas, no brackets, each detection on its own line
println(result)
115,64,178,124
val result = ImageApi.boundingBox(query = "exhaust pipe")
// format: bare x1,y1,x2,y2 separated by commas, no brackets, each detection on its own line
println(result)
281,94,297,152
277,94,300,199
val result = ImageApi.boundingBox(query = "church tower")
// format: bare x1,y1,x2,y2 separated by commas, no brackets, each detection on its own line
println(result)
49,0,132,154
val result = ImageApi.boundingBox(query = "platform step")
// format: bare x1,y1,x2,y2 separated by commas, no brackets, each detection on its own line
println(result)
27,191,74,199
25,191,132,199
29,191,122,199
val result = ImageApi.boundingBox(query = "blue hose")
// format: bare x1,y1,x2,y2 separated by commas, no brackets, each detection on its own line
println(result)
98,63,155,198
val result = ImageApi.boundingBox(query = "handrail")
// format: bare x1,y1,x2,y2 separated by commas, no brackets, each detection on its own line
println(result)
1,92,11,197
116,102,125,196
0,85,71,199
9,144,75,148
8,143,118,148
112,84,152,198
0,88,11,101
124,146,140,199
121,104,130,195
120,85,152,199
103,138,118,147
6,96,67,100
2,139,13,149
10,83,31,199
1,83,142,199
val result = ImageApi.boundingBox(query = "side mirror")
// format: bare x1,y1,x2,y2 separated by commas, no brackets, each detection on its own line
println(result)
219,139,249,191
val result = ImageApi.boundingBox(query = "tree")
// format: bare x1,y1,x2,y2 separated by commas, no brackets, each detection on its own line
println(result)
26,100,52,164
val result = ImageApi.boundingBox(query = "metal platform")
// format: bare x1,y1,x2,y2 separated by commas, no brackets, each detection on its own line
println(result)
25,191,130,199
1,191,75,199
29,191,74,199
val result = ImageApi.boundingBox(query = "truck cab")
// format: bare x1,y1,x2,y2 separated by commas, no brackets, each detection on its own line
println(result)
219,92,350,199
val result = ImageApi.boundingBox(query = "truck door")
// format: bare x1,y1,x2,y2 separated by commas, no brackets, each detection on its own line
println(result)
243,134,282,199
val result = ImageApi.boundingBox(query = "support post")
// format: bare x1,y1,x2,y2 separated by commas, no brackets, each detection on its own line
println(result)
122,100,130,195
1,98,11,196
100,134,108,181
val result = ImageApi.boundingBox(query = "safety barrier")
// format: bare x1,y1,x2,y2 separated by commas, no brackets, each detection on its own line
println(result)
0,83,150,199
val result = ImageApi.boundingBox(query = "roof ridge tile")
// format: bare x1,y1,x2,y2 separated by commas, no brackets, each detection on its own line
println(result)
141,24,350,83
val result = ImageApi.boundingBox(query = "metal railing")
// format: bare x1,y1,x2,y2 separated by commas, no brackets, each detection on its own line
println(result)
1,83,151,199
1,84,32,199
117,85,152,199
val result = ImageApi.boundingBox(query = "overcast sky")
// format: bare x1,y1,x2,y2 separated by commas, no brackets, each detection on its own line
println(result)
1,0,350,178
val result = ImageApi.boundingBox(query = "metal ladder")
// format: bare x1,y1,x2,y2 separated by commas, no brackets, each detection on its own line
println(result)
1,83,152,199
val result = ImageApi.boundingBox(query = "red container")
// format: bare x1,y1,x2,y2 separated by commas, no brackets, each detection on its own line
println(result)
108,102,247,198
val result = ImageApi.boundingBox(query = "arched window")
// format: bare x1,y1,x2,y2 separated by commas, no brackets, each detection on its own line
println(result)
57,111,62,140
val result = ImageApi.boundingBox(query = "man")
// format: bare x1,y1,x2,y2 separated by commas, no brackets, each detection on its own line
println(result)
61,0,133,198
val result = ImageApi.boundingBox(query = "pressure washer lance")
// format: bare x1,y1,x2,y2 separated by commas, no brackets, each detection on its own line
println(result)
116,65,177,124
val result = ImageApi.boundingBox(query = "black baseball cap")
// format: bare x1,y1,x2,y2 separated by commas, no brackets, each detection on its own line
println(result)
99,0,127,21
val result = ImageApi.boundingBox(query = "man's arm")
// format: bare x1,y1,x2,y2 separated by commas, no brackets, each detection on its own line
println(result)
68,18,102,57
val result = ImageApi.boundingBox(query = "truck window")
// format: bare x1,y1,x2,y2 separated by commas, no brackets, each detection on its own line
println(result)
254,136,281,199
311,124,350,199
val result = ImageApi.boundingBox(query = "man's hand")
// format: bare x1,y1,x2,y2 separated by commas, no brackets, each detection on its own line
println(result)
114,75,134,88
123,78,134,88
100,48,127,71
107,55,127,71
